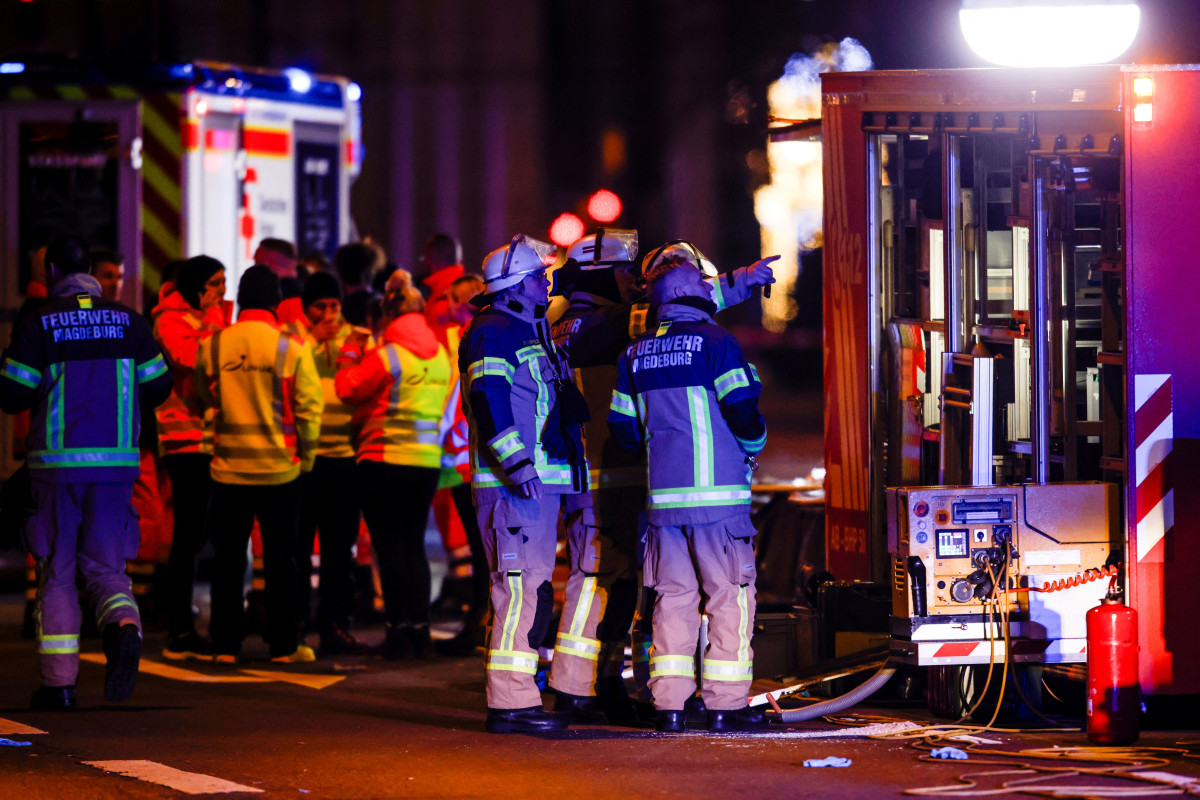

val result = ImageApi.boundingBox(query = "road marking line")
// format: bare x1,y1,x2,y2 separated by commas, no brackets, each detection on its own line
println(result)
238,669,345,689
79,654,345,689
83,760,264,794
0,718,46,735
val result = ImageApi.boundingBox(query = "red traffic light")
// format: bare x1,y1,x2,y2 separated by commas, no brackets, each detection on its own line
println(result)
549,213,585,247
587,189,622,223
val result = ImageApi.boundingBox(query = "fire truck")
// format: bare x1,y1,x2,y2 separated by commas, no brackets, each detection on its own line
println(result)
771,64,1200,700
0,59,363,472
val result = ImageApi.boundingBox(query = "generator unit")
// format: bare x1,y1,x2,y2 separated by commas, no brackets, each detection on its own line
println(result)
888,482,1119,666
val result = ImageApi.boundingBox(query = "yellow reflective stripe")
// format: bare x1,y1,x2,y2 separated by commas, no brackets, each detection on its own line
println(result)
610,391,636,418
701,657,753,681
500,572,522,652
468,357,514,383
737,585,751,663
649,654,694,678
486,649,538,674
98,593,137,617
569,576,596,637
554,635,601,660
38,633,80,654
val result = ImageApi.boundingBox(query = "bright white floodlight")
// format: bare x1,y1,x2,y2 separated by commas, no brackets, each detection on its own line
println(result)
960,0,1140,67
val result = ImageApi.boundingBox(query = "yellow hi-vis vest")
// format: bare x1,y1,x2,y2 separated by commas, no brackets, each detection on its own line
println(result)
352,342,450,468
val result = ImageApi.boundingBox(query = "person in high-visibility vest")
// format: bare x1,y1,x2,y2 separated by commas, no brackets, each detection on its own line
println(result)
152,255,228,661
335,270,450,659
195,265,324,664
285,271,366,655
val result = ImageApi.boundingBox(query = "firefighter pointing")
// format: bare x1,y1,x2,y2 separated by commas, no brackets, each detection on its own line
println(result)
609,246,769,733
459,234,588,733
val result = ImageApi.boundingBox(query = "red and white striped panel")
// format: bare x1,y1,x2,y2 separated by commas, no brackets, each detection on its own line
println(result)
894,638,1088,666
1134,374,1174,563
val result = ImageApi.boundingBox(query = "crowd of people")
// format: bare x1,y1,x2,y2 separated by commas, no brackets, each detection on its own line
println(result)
0,227,779,735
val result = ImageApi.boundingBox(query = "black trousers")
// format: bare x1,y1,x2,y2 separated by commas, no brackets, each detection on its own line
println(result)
296,456,361,630
208,478,301,657
450,481,489,621
162,453,213,637
359,461,439,628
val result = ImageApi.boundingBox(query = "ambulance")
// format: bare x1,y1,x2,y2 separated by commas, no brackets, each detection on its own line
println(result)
0,59,363,471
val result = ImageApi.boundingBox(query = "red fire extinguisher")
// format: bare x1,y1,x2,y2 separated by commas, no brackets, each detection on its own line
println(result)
1086,597,1139,745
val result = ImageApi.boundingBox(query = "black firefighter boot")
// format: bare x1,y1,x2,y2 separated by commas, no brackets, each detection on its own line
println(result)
707,705,769,732
486,706,569,734
553,691,608,724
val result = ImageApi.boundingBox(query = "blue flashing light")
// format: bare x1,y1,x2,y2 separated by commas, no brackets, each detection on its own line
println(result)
168,63,194,80
284,67,313,94
346,81,362,103
0,62,26,75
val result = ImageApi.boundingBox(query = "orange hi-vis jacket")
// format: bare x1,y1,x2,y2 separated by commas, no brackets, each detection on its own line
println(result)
152,289,228,456
335,312,450,469
284,316,358,460
195,309,324,485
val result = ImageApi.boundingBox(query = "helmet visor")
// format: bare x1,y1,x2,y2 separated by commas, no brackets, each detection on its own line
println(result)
581,228,639,271
500,233,558,279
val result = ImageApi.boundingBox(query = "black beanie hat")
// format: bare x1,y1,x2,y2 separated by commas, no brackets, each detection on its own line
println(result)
237,264,282,312
177,255,225,310
302,270,343,309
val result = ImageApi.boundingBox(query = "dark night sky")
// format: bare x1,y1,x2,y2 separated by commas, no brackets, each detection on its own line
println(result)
4,0,1200,278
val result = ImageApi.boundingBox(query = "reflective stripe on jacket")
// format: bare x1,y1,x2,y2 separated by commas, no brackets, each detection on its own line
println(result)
195,310,324,485
0,275,173,483
459,294,587,504
608,302,765,525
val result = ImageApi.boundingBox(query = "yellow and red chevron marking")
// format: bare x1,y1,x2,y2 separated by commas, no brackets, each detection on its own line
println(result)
139,91,183,296
0,83,182,296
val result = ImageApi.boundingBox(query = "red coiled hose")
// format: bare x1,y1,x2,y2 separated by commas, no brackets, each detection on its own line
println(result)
1009,563,1120,594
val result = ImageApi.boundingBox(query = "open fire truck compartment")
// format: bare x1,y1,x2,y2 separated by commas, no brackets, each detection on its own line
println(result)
816,65,1200,695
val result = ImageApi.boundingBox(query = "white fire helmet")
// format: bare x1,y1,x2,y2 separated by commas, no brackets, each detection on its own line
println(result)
565,228,639,271
641,240,719,281
479,234,558,294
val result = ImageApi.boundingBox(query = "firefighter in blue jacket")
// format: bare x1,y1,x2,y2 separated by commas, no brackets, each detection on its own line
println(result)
0,236,173,709
460,234,588,734
608,245,769,733
547,231,776,724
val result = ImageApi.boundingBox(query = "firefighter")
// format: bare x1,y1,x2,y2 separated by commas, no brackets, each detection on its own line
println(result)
195,265,324,664
152,255,228,661
460,234,588,733
334,270,450,659
0,235,173,709
548,231,776,724
286,271,364,654
608,247,769,733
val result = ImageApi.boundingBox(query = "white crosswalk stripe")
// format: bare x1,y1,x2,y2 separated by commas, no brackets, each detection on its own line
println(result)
84,760,264,794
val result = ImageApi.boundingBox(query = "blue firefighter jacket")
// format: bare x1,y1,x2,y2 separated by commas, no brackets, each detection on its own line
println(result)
0,275,173,483
550,268,766,522
460,293,587,506
608,301,766,526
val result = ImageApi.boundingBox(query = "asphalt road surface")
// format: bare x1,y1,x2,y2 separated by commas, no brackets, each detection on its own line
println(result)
3,600,1200,799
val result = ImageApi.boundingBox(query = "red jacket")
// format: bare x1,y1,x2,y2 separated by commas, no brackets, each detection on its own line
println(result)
152,289,228,456
422,264,464,347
